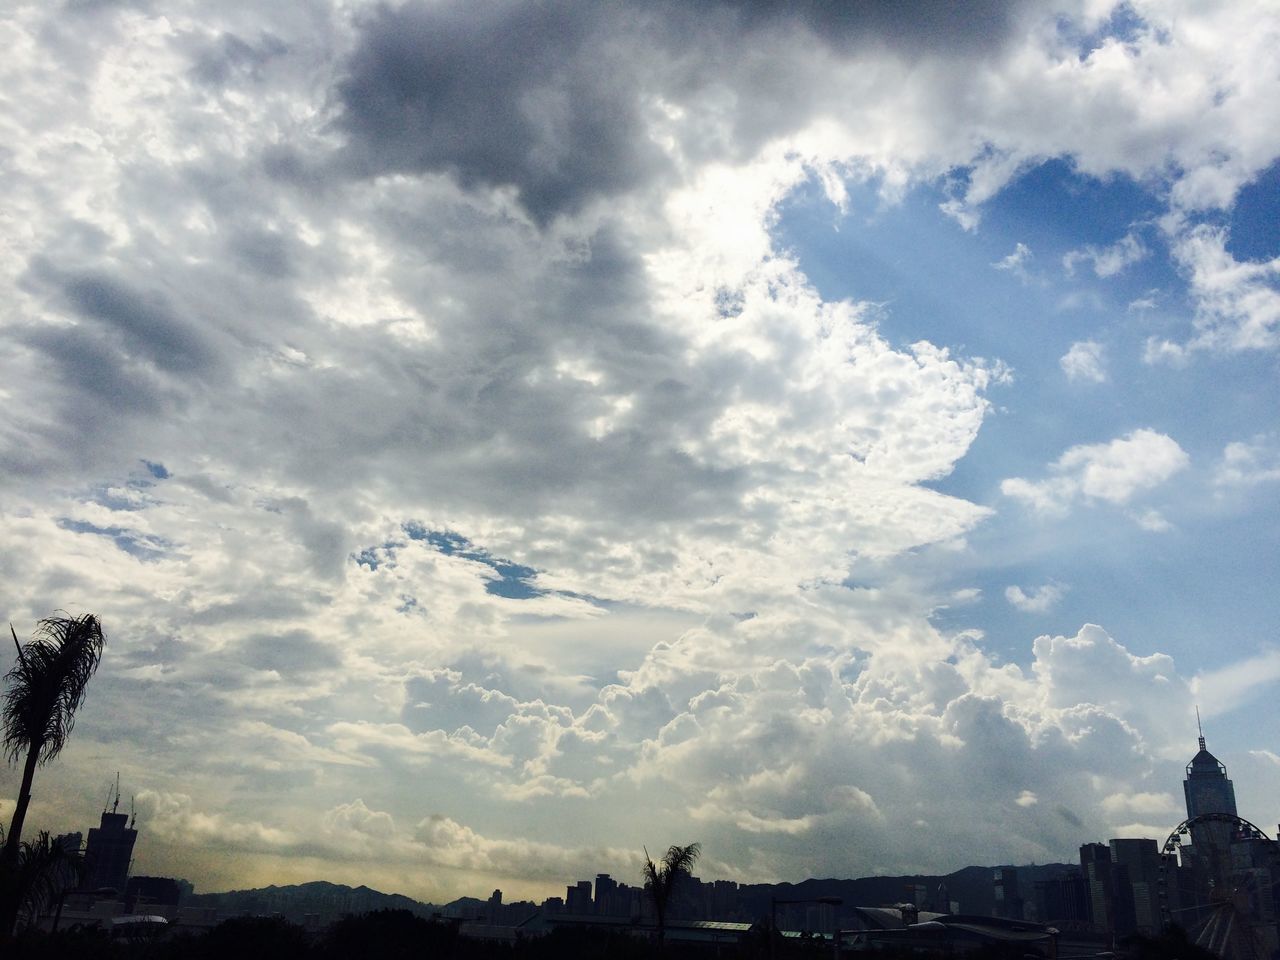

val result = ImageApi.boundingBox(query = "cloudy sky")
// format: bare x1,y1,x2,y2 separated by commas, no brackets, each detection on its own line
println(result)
2,0,1279,902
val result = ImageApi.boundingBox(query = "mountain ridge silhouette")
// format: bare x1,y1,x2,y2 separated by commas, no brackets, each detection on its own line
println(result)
184,862,1077,921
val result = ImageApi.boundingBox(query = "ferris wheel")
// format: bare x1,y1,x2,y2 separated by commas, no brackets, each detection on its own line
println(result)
1156,813,1278,960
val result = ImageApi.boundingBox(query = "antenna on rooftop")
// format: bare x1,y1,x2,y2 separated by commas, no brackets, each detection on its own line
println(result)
102,777,114,815
129,795,136,829
1196,705,1206,750
112,771,120,815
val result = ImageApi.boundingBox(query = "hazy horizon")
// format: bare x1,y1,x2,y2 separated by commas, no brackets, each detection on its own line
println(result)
2,0,1279,906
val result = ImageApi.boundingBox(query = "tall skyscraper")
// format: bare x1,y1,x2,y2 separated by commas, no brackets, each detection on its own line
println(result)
1179,720,1245,926
1183,728,1238,820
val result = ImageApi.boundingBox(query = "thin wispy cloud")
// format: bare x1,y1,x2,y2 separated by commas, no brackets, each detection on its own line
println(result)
1005,583,1068,613
1063,231,1148,278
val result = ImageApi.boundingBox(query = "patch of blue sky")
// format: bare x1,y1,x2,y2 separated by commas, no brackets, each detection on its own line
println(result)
86,485,152,512
83,461,172,511
1226,158,1280,261
482,559,541,599
774,161,1278,492
401,522,542,599
56,518,174,562
780,159,1280,688
352,546,384,570
928,493,1280,660
776,160,1174,361
1058,2,1149,58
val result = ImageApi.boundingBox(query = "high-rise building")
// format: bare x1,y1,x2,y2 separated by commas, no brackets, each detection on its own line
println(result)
84,809,137,894
565,879,593,913
993,866,1024,920
1033,874,1091,927
1181,725,1242,904
594,873,618,914
1183,730,1238,820
1110,839,1162,933
1080,843,1115,932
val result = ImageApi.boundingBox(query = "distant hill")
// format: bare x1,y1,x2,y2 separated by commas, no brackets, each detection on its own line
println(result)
736,863,1078,919
188,862,1078,924
184,880,440,922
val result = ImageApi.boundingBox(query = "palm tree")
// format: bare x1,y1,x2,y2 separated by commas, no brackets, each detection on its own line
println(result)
0,829,86,934
3,614,105,861
643,842,701,952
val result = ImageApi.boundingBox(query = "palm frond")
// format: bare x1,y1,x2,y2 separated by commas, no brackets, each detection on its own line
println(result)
3,614,105,764
0,831,86,929
663,842,701,878
642,841,702,914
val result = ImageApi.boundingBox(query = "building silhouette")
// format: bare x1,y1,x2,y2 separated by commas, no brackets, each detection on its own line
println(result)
1183,729,1238,820
993,866,1024,920
1065,720,1280,958
593,874,617,914
565,879,593,913
1033,874,1091,928
126,876,182,909
84,807,137,894
1109,838,1161,933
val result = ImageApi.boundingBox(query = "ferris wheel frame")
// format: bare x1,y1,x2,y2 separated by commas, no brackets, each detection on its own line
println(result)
1156,812,1275,929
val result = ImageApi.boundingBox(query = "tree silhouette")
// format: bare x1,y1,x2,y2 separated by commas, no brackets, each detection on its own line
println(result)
643,842,701,953
0,830,86,934
2,614,105,937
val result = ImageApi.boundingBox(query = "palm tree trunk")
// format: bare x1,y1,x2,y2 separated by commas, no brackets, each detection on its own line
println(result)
4,739,41,861
1,740,41,939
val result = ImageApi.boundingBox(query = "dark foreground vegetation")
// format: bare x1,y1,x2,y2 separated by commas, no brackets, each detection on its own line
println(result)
6,909,1221,960
10,913,683,960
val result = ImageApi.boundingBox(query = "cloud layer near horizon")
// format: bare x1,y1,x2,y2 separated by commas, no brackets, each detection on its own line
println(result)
2,0,1279,901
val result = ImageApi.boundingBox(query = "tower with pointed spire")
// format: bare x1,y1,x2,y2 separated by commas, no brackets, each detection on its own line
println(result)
1183,710,1237,821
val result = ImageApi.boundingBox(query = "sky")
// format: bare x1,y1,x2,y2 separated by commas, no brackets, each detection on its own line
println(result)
1,0,1279,904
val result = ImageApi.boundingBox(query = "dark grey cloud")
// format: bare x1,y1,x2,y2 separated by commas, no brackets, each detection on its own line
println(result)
236,629,343,675
227,228,296,279
336,1,666,224
723,0,1024,55
19,321,169,417
26,261,223,375
190,595,319,626
333,0,1032,223
190,31,289,87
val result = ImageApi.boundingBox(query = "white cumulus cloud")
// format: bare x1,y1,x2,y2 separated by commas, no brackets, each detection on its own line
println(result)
1002,429,1189,515
1060,340,1108,383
